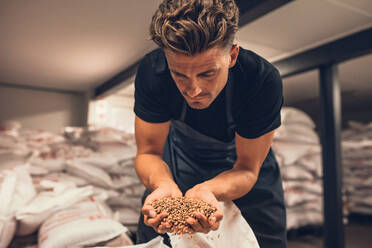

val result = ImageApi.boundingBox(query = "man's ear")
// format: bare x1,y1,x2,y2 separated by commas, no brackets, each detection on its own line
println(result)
229,44,239,68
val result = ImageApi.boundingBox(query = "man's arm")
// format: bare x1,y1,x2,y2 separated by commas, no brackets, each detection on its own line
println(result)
135,116,174,190
194,129,275,201
135,116,182,234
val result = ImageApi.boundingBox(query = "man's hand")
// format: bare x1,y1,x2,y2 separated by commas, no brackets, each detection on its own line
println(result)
142,182,182,234
184,185,223,234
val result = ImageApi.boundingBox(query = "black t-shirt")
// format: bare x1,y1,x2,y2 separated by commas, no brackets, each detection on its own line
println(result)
134,47,283,142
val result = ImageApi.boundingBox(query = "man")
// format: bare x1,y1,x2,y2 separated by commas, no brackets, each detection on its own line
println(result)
134,0,286,247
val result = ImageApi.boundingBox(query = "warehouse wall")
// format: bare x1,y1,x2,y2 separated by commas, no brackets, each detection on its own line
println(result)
0,84,88,133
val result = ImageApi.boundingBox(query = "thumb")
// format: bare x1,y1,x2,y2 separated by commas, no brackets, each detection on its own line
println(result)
142,205,156,217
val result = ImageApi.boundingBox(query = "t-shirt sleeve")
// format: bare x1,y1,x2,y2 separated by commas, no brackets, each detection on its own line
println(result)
235,68,283,139
134,56,171,123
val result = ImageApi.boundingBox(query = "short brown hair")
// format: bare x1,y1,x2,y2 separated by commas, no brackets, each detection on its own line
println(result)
150,0,239,55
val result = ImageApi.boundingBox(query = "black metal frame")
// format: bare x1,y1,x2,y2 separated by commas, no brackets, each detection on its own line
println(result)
273,28,372,78
319,64,345,248
236,0,293,27
0,81,83,95
94,61,138,98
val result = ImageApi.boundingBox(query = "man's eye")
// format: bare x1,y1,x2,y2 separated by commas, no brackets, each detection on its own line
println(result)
174,73,185,78
201,73,215,78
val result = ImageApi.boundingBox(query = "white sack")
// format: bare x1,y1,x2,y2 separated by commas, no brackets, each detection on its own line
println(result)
94,142,136,157
74,153,119,170
0,166,36,247
287,209,323,230
281,107,316,129
168,201,259,248
283,180,322,195
343,176,372,188
0,218,16,248
66,160,114,188
113,207,141,225
100,201,260,248
15,181,93,236
99,233,133,247
95,236,166,248
108,162,136,175
0,150,31,171
274,124,319,144
111,175,142,190
108,194,142,209
281,165,315,180
284,188,321,207
32,172,88,191
38,197,126,248
27,165,50,176
29,157,66,172
122,184,146,197
272,141,320,166
92,186,121,200
348,195,372,207
297,153,323,178
349,204,372,215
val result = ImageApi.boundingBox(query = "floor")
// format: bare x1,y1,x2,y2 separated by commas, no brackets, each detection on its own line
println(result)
287,215,372,248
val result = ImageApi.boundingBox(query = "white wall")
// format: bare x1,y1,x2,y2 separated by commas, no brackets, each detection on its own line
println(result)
0,84,87,133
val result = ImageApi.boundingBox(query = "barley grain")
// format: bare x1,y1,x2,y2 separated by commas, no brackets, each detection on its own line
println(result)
151,197,217,234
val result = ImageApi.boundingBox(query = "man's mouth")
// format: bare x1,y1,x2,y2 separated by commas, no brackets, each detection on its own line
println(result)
187,94,208,101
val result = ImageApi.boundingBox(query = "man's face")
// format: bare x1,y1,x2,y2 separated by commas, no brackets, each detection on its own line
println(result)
164,45,239,109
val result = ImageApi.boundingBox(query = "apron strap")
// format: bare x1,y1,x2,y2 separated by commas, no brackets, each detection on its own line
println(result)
180,100,187,122
226,72,236,138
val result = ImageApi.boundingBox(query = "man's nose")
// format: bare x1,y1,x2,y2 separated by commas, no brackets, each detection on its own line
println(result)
186,79,202,98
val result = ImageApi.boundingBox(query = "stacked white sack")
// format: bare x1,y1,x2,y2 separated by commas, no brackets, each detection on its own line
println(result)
0,166,36,248
342,121,372,215
37,190,132,248
63,126,144,232
272,107,324,230
1,124,143,246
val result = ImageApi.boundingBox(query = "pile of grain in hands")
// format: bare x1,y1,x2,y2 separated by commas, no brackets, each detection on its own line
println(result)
151,197,217,234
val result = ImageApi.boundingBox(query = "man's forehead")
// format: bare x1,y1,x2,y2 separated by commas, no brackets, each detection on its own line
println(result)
168,59,218,71
165,48,222,70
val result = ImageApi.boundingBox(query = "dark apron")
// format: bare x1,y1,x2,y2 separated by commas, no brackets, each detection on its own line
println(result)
137,79,287,248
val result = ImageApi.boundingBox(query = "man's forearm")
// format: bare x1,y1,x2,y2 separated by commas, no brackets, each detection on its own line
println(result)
197,166,258,201
135,154,176,191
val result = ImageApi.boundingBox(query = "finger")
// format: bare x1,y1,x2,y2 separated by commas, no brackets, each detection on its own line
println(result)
213,210,223,223
187,217,206,233
143,215,154,226
161,220,172,229
142,205,156,217
147,212,168,227
157,223,172,234
208,215,217,226
195,212,209,229
209,213,222,231
144,215,156,227
182,226,195,234
160,220,172,232
211,221,220,231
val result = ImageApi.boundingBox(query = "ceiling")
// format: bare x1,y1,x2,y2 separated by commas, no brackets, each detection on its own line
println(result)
0,0,372,102
0,0,162,92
